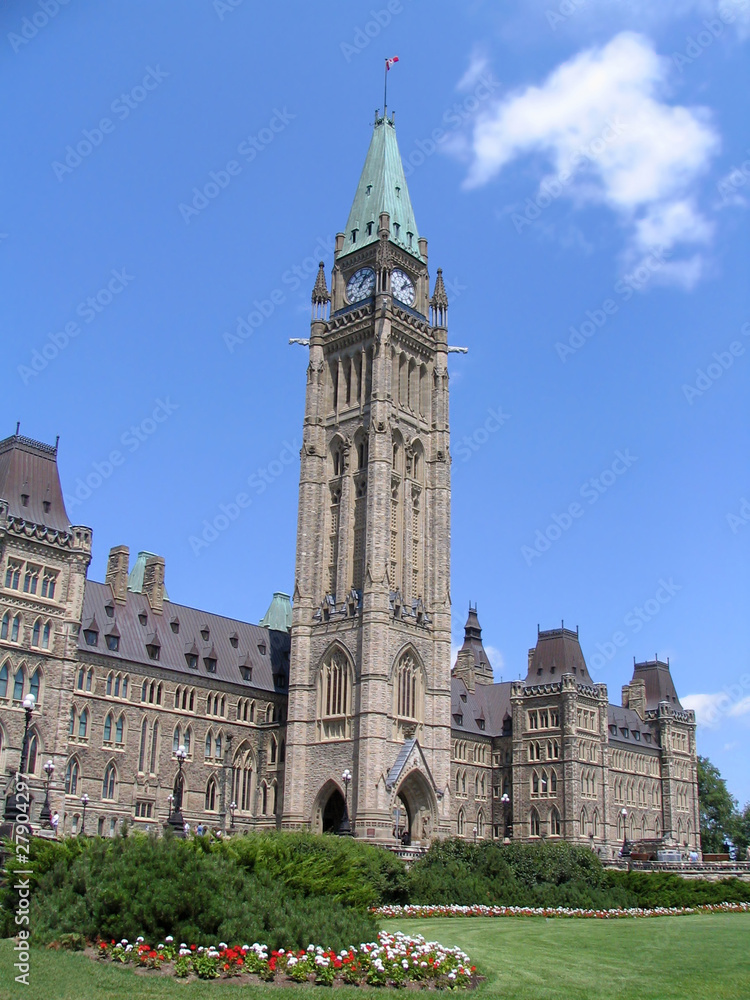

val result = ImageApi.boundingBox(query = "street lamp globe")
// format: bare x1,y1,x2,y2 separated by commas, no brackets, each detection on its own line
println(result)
22,693,36,711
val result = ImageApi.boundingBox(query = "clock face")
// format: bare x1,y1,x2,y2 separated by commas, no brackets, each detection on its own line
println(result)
391,268,415,307
346,267,376,302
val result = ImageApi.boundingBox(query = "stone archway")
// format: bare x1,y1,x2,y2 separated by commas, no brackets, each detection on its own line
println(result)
395,768,438,847
312,780,347,834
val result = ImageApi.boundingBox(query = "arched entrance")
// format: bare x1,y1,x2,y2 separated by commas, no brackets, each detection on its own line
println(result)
322,789,346,833
394,769,438,847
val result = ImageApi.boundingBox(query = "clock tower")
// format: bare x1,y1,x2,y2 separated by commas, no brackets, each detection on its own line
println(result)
282,112,453,843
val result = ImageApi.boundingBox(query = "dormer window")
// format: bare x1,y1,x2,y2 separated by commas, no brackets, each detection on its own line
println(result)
229,632,239,648
633,731,641,741
146,643,160,661
43,500,51,513
350,229,358,243
365,184,372,195
83,629,98,646
106,634,120,652
406,231,413,246
200,627,209,641
21,493,29,506
204,657,217,673
477,719,485,731
366,221,374,235
460,692,467,702
393,222,400,238
104,603,114,618
138,613,148,626
240,665,252,682
395,186,401,197
454,713,463,727
170,618,180,634
620,727,629,738
185,653,198,670
258,641,267,656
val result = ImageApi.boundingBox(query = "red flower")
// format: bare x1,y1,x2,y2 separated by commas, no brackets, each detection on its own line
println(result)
190,945,197,951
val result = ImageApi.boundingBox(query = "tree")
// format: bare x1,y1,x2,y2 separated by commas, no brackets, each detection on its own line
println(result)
696,756,737,853
731,802,750,859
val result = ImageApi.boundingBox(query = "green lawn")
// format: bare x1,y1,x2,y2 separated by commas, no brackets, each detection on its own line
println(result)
0,914,748,1000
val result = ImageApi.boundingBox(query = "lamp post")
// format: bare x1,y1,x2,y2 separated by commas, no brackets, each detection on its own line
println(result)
472,825,477,845
165,745,188,837
229,801,237,830
500,793,510,841
80,793,90,835
339,769,352,836
39,760,55,828
621,808,630,858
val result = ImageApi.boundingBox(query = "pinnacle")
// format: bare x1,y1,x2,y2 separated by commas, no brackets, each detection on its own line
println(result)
430,268,448,308
311,261,330,304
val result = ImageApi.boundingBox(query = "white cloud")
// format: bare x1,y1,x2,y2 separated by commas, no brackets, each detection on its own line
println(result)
457,50,491,92
683,690,750,727
484,644,505,676
461,32,720,285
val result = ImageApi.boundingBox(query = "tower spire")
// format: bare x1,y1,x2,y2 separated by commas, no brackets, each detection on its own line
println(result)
341,113,422,262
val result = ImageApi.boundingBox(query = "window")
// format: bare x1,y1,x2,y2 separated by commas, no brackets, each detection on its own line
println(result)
23,565,40,595
5,560,21,589
149,721,159,773
215,732,222,759
186,653,198,670
170,618,180,634
233,747,255,813
106,634,120,651
138,718,148,772
550,769,557,793
204,657,217,673
205,778,217,811
11,615,20,643
27,733,39,774
0,662,7,698
102,763,116,800
13,668,24,701
530,809,540,837
532,771,539,795
135,801,153,819
457,809,465,836
106,673,113,696
200,627,210,641
113,675,120,697
29,668,40,702
115,716,124,744
104,602,114,618
550,807,561,837
138,612,147,626
65,759,79,795
270,735,277,764
104,714,113,742
205,730,213,758
32,620,41,646
318,650,353,741
0,613,8,640
42,622,51,648
83,628,98,646
146,643,160,661
78,708,89,739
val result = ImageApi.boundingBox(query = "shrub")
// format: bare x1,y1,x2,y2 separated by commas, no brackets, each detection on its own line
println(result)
604,871,750,908
25,832,377,951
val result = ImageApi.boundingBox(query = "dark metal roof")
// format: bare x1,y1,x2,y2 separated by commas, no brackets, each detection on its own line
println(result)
0,432,72,532
607,704,660,750
79,580,289,693
455,604,495,681
451,677,512,737
632,659,683,710
527,626,592,684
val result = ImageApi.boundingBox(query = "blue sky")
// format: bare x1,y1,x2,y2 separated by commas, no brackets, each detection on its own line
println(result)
2,1,748,802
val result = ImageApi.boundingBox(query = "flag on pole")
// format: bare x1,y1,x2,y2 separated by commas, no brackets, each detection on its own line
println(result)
386,56,399,70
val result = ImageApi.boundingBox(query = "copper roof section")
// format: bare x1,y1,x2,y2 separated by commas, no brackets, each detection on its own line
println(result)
527,625,592,684
0,431,72,532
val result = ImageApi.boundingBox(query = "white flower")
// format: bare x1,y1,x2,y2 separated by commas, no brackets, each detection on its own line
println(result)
165,936,174,943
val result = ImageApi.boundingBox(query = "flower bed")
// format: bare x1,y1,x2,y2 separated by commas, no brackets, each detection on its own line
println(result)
377,902,750,920
95,930,476,988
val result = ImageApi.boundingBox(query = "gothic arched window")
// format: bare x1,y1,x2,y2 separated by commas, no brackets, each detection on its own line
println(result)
102,762,116,800
233,746,255,813
530,808,540,838
550,807,561,837
0,662,7,698
205,777,217,811
65,758,79,795
317,649,353,741
393,651,424,739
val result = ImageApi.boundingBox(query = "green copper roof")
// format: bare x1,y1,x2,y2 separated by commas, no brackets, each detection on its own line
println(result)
260,592,292,633
127,550,170,601
341,115,423,262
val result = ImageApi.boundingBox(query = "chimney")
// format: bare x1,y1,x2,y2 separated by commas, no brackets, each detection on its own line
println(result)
628,678,647,720
105,545,129,604
142,554,166,614
453,649,476,693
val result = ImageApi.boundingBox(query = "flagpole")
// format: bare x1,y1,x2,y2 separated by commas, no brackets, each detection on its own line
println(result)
383,58,388,119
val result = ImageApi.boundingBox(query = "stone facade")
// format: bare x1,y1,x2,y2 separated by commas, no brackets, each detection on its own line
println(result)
0,113,700,854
